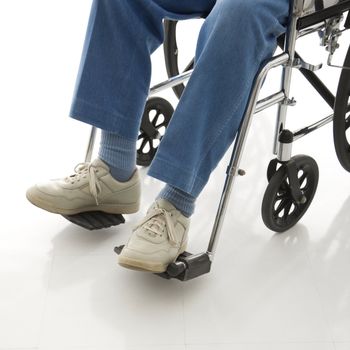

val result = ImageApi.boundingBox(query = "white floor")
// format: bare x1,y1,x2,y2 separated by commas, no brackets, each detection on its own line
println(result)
1,2,350,350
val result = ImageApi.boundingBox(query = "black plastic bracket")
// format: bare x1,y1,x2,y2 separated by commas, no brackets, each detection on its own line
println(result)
279,129,294,144
285,160,307,204
114,245,212,281
63,212,125,230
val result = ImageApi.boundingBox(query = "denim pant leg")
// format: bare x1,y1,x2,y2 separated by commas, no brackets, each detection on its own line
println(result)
148,0,291,198
69,0,216,140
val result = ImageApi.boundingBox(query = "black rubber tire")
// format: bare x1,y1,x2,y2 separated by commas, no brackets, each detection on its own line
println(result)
267,158,280,182
333,44,350,172
137,97,174,167
163,19,194,100
262,155,319,233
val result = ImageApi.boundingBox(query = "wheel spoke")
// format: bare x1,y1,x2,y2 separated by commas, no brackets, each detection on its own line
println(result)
299,172,308,187
299,172,307,183
138,132,146,140
346,115,350,130
274,198,289,215
156,121,167,129
151,110,161,126
283,201,293,219
139,137,149,152
149,139,155,151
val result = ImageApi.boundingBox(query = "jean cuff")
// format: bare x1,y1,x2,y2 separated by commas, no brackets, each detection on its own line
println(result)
147,156,207,198
69,97,140,140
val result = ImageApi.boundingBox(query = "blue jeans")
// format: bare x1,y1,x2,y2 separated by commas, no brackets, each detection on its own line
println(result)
69,0,290,198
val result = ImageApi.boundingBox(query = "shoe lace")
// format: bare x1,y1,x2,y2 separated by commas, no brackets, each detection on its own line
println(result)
65,162,102,205
133,208,178,246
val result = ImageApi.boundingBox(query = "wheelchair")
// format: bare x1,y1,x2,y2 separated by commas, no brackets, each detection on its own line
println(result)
64,0,350,281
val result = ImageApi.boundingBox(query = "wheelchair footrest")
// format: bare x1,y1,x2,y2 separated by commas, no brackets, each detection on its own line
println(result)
114,245,212,281
62,211,125,230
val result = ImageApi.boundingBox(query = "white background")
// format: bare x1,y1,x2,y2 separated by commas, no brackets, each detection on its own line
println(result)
1,1,350,350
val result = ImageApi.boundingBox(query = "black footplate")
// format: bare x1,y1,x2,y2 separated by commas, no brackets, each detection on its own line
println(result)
62,211,125,230
114,245,212,281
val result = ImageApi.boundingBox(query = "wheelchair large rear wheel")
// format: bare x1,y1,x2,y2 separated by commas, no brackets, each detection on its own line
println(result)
333,44,350,172
136,97,174,166
164,20,188,99
262,155,319,233
163,19,201,99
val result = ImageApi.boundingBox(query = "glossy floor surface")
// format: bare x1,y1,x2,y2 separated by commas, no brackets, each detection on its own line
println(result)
1,1,350,349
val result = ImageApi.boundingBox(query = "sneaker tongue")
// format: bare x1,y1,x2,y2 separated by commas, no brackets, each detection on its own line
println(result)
154,198,177,212
91,158,110,170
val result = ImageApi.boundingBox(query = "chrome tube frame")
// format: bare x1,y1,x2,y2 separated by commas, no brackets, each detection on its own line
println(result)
297,21,325,38
273,8,300,155
293,112,334,140
149,70,193,96
206,52,289,260
85,126,97,163
255,92,286,113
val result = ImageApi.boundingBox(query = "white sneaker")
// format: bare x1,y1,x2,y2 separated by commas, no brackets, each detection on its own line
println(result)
118,198,190,273
26,158,141,215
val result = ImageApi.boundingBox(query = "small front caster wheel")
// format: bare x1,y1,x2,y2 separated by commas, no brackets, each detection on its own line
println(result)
261,155,319,233
137,97,174,166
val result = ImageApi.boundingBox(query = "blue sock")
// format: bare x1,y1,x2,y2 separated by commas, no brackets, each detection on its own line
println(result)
98,130,136,182
157,184,196,218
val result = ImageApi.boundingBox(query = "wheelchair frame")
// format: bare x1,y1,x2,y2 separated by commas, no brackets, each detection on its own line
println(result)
81,0,350,280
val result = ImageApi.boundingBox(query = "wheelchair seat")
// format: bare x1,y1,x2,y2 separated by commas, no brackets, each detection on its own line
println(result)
302,0,345,15
298,0,350,29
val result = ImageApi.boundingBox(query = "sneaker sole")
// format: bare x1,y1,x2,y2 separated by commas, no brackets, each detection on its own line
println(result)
26,191,140,216
118,245,187,273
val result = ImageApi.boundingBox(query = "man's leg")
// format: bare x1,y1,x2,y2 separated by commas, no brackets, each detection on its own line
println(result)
69,0,216,140
69,0,216,206
26,0,216,217
148,0,291,200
